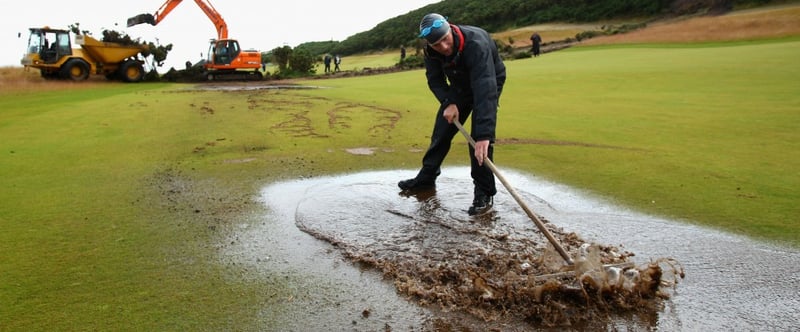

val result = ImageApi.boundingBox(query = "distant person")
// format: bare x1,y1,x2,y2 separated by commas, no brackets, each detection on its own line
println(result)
397,13,506,216
400,46,406,61
324,54,332,73
530,32,542,57
334,54,341,72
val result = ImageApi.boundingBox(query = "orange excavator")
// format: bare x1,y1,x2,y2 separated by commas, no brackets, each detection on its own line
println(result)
127,0,262,80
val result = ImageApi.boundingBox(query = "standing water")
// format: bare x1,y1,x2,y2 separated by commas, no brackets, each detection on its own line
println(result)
223,167,800,331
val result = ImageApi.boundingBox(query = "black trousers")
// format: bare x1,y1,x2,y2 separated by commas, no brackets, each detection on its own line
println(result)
416,102,497,197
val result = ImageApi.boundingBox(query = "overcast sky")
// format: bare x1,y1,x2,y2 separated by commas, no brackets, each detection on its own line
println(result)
2,0,440,71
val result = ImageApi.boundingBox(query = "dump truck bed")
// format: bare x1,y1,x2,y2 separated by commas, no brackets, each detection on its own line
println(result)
75,34,146,63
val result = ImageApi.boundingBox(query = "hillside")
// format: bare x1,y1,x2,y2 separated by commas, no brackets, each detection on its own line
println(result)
298,0,795,56
580,3,800,45
491,3,800,53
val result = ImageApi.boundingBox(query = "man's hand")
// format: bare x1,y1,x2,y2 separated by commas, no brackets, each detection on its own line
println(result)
443,104,459,123
474,140,490,166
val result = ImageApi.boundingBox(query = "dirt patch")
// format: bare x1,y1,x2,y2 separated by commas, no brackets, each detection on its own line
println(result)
261,95,403,139
289,175,684,328
328,101,402,136
0,67,108,94
304,218,683,327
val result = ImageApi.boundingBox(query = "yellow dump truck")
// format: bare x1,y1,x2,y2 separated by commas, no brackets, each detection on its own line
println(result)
21,27,149,82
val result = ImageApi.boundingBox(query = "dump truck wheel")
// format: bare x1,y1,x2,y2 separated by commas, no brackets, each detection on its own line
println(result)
119,60,144,83
60,59,90,81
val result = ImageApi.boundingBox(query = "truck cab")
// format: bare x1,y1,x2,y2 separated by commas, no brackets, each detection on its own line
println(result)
22,28,73,70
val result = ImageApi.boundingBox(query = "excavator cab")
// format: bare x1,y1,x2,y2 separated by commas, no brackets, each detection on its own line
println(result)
23,28,72,65
208,39,240,66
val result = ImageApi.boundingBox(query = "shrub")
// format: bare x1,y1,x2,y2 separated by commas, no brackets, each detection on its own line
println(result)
398,55,425,69
288,48,316,75
271,46,292,71
576,30,605,41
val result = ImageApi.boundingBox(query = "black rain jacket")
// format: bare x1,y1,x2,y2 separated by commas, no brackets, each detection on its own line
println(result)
423,24,506,142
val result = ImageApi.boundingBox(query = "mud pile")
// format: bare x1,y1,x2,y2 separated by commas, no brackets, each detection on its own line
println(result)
387,242,682,326
292,184,684,327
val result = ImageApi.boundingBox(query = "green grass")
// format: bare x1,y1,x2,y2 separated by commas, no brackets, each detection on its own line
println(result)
1,39,797,330
498,41,800,241
0,84,275,330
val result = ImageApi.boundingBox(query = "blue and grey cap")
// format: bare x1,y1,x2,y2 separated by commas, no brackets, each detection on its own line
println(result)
419,13,450,44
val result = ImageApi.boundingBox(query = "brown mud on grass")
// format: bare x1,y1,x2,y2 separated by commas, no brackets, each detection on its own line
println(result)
290,172,683,327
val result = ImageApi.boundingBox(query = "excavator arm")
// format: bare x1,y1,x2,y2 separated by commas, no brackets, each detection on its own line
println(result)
127,0,228,40
127,0,262,80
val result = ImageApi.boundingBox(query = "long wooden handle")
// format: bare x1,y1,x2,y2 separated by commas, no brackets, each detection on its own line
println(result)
454,120,574,265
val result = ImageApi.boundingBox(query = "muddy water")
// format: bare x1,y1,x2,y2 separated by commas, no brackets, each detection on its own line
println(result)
224,167,800,331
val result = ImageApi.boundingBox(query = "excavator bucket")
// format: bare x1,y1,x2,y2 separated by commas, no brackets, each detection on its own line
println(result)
127,14,156,27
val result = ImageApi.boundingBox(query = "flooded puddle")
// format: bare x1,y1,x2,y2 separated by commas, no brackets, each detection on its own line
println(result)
224,167,800,331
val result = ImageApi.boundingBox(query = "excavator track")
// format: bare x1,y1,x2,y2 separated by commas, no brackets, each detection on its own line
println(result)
203,70,263,82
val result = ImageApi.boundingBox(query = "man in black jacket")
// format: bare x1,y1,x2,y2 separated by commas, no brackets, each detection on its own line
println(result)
398,13,506,215
530,32,542,57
